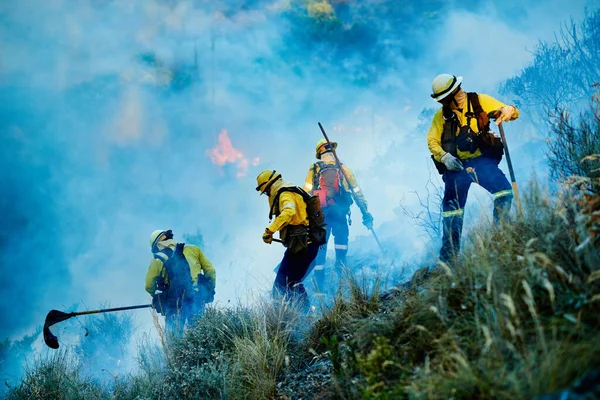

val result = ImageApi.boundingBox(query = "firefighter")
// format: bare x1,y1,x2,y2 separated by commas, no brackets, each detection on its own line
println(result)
145,229,216,330
256,169,320,311
303,139,373,292
427,73,519,263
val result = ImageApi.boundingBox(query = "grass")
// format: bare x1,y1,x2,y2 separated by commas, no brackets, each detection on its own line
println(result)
307,183,600,399
5,183,600,399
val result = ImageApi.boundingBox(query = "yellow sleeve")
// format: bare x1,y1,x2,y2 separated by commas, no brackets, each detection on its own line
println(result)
427,109,446,162
303,164,316,193
145,259,165,296
268,192,297,233
341,165,368,211
187,245,216,288
478,94,520,121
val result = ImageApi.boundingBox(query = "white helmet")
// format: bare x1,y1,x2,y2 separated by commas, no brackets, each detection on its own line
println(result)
431,74,463,101
149,229,172,249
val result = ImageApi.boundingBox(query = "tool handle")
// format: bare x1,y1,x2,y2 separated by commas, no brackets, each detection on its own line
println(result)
498,123,522,214
317,122,365,212
370,228,385,253
318,122,384,253
73,304,152,317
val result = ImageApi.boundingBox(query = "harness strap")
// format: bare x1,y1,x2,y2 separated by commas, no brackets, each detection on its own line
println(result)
313,161,323,189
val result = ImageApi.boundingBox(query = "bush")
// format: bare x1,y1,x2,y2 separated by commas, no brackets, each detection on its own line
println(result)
548,93,600,192
6,351,106,400
310,184,600,399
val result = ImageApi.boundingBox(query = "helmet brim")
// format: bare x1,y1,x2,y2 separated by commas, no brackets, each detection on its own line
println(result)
151,229,172,249
256,172,281,195
316,142,337,159
431,76,463,101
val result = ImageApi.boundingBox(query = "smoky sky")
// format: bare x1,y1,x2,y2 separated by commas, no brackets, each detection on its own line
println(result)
0,0,593,340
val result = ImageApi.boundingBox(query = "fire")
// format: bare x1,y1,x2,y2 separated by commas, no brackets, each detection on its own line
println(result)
207,130,243,166
206,130,259,177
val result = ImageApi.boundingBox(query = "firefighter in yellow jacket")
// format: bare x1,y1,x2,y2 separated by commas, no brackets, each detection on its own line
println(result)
145,229,216,329
427,73,519,262
303,140,373,292
256,169,319,310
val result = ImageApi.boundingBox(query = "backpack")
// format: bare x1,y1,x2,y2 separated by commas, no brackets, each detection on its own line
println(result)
154,243,195,308
269,186,327,247
312,162,353,209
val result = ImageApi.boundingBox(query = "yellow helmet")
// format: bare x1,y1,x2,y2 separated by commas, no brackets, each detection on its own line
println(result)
315,138,337,159
255,169,282,195
430,73,463,101
149,229,172,249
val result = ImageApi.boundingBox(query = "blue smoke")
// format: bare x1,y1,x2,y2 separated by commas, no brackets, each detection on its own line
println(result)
0,0,592,348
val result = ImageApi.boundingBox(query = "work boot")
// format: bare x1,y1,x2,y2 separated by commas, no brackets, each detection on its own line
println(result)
493,195,513,223
440,214,464,264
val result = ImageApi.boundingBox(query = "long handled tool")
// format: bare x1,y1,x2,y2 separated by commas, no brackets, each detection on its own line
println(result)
43,304,152,349
317,122,385,253
497,123,522,215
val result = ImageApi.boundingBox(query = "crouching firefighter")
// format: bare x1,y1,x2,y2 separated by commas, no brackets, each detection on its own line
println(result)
145,229,216,330
303,139,373,292
256,170,327,311
427,73,519,263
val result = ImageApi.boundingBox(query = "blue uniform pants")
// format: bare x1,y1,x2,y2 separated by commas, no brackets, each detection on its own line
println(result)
310,210,349,292
273,243,319,311
440,156,513,262
164,296,205,334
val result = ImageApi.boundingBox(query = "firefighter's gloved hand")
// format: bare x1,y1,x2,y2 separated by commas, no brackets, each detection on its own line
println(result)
489,106,517,126
441,153,464,171
362,211,374,230
152,294,164,315
262,228,273,244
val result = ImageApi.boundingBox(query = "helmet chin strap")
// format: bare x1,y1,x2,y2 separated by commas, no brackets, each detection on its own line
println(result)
448,94,464,113
452,97,462,112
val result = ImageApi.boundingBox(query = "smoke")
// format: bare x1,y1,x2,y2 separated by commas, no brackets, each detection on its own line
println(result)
0,0,594,386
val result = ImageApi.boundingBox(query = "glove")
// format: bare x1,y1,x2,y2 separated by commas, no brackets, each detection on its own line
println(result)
262,228,273,244
489,106,517,126
362,211,374,230
441,153,464,171
152,293,165,315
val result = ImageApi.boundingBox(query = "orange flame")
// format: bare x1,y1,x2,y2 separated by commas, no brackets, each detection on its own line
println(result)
206,130,259,177
207,130,243,166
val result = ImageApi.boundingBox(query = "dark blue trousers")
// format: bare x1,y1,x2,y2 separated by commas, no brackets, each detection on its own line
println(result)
310,210,349,292
440,156,513,262
273,243,319,311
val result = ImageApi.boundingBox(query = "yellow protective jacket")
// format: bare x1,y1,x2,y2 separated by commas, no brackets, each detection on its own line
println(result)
145,244,216,296
427,93,519,162
303,159,368,211
267,179,309,234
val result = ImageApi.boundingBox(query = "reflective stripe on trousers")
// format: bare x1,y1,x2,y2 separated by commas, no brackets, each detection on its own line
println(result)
440,156,513,262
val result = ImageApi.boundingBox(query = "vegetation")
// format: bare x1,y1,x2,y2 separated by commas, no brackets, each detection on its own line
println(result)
501,8,600,186
4,3,600,400
5,182,599,399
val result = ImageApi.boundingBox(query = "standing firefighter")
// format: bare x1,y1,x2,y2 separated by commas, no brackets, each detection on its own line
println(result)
256,169,325,311
427,74,519,263
145,229,216,330
303,139,373,292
